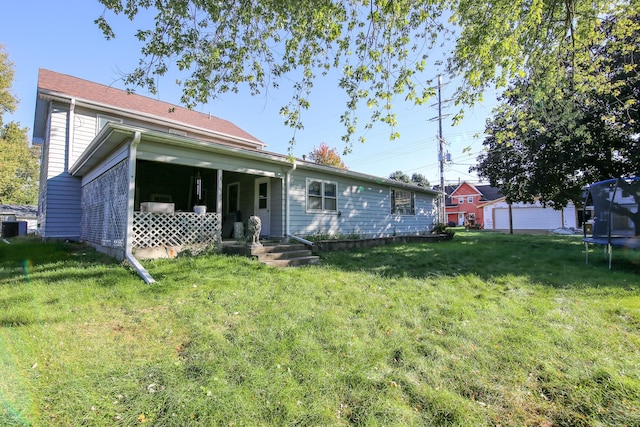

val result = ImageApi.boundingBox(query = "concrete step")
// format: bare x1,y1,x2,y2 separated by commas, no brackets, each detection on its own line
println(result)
262,256,321,267
256,249,314,261
249,244,307,255
222,243,320,267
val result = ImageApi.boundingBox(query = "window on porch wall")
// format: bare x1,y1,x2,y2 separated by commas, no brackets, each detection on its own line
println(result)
307,179,337,212
391,189,415,215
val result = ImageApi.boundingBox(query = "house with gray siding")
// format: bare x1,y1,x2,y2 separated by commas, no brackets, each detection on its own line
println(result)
32,69,439,279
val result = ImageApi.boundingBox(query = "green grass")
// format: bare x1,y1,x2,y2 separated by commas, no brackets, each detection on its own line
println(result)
1,232,638,426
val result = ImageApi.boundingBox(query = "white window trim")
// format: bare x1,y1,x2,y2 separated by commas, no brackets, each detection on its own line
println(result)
306,178,338,213
391,188,415,215
458,197,465,204
96,114,123,133
467,196,474,203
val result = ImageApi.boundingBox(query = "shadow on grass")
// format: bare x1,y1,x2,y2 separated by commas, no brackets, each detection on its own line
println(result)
2,233,638,291
319,231,639,289
0,239,136,287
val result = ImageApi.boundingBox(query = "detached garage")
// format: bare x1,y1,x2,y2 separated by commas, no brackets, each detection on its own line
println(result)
483,199,577,232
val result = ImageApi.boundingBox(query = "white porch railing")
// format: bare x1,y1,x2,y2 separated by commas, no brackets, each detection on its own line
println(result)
132,212,222,248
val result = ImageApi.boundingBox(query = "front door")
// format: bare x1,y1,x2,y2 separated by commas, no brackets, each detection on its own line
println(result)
458,213,465,226
254,177,270,237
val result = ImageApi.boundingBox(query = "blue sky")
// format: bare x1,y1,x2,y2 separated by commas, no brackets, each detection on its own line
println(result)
1,1,498,185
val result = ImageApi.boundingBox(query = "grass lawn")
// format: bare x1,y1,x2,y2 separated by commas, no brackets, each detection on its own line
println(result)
0,231,638,426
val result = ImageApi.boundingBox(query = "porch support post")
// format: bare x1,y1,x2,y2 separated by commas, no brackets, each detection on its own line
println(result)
216,169,223,245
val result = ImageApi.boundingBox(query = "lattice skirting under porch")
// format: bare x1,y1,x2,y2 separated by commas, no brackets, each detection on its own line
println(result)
132,212,222,248
81,160,128,249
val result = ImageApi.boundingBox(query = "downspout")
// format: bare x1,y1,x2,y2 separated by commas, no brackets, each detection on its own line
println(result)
125,131,156,284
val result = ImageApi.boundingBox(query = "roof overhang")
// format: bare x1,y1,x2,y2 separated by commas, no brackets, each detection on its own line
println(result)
69,123,439,196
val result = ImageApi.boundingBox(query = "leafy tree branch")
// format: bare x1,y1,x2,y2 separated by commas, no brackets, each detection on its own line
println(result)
95,0,624,150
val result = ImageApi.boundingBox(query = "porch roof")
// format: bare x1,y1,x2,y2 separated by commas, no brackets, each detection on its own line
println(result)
71,123,439,196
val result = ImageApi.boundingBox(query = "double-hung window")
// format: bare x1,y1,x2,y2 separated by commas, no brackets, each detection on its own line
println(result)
391,189,415,215
307,179,337,212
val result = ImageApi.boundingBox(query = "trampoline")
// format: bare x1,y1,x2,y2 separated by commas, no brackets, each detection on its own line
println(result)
583,177,640,268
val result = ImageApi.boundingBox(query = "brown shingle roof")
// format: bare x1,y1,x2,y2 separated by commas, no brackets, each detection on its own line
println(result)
37,69,263,145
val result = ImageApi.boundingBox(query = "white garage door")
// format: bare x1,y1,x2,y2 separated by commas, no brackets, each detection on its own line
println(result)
494,207,562,230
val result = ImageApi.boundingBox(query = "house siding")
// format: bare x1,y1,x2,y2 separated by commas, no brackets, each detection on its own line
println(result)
36,118,50,234
288,170,435,238
39,103,82,239
270,178,284,238
72,107,99,163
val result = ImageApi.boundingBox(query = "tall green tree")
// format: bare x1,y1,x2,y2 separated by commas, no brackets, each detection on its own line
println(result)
95,0,629,150
410,173,430,187
389,171,430,187
389,170,410,183
0,45,40,205
473,12,640,207
0,123,40,205
0,45,17,116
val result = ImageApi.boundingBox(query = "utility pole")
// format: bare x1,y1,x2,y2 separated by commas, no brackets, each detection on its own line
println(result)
428,75,449,224
437,75,446,224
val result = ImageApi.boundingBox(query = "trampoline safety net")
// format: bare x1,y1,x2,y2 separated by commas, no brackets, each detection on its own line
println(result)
583,177,640,268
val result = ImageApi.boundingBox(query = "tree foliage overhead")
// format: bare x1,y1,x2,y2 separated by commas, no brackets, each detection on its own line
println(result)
308,142,348,169
95,0,625,151
473,11,640,207
0,44,40,205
